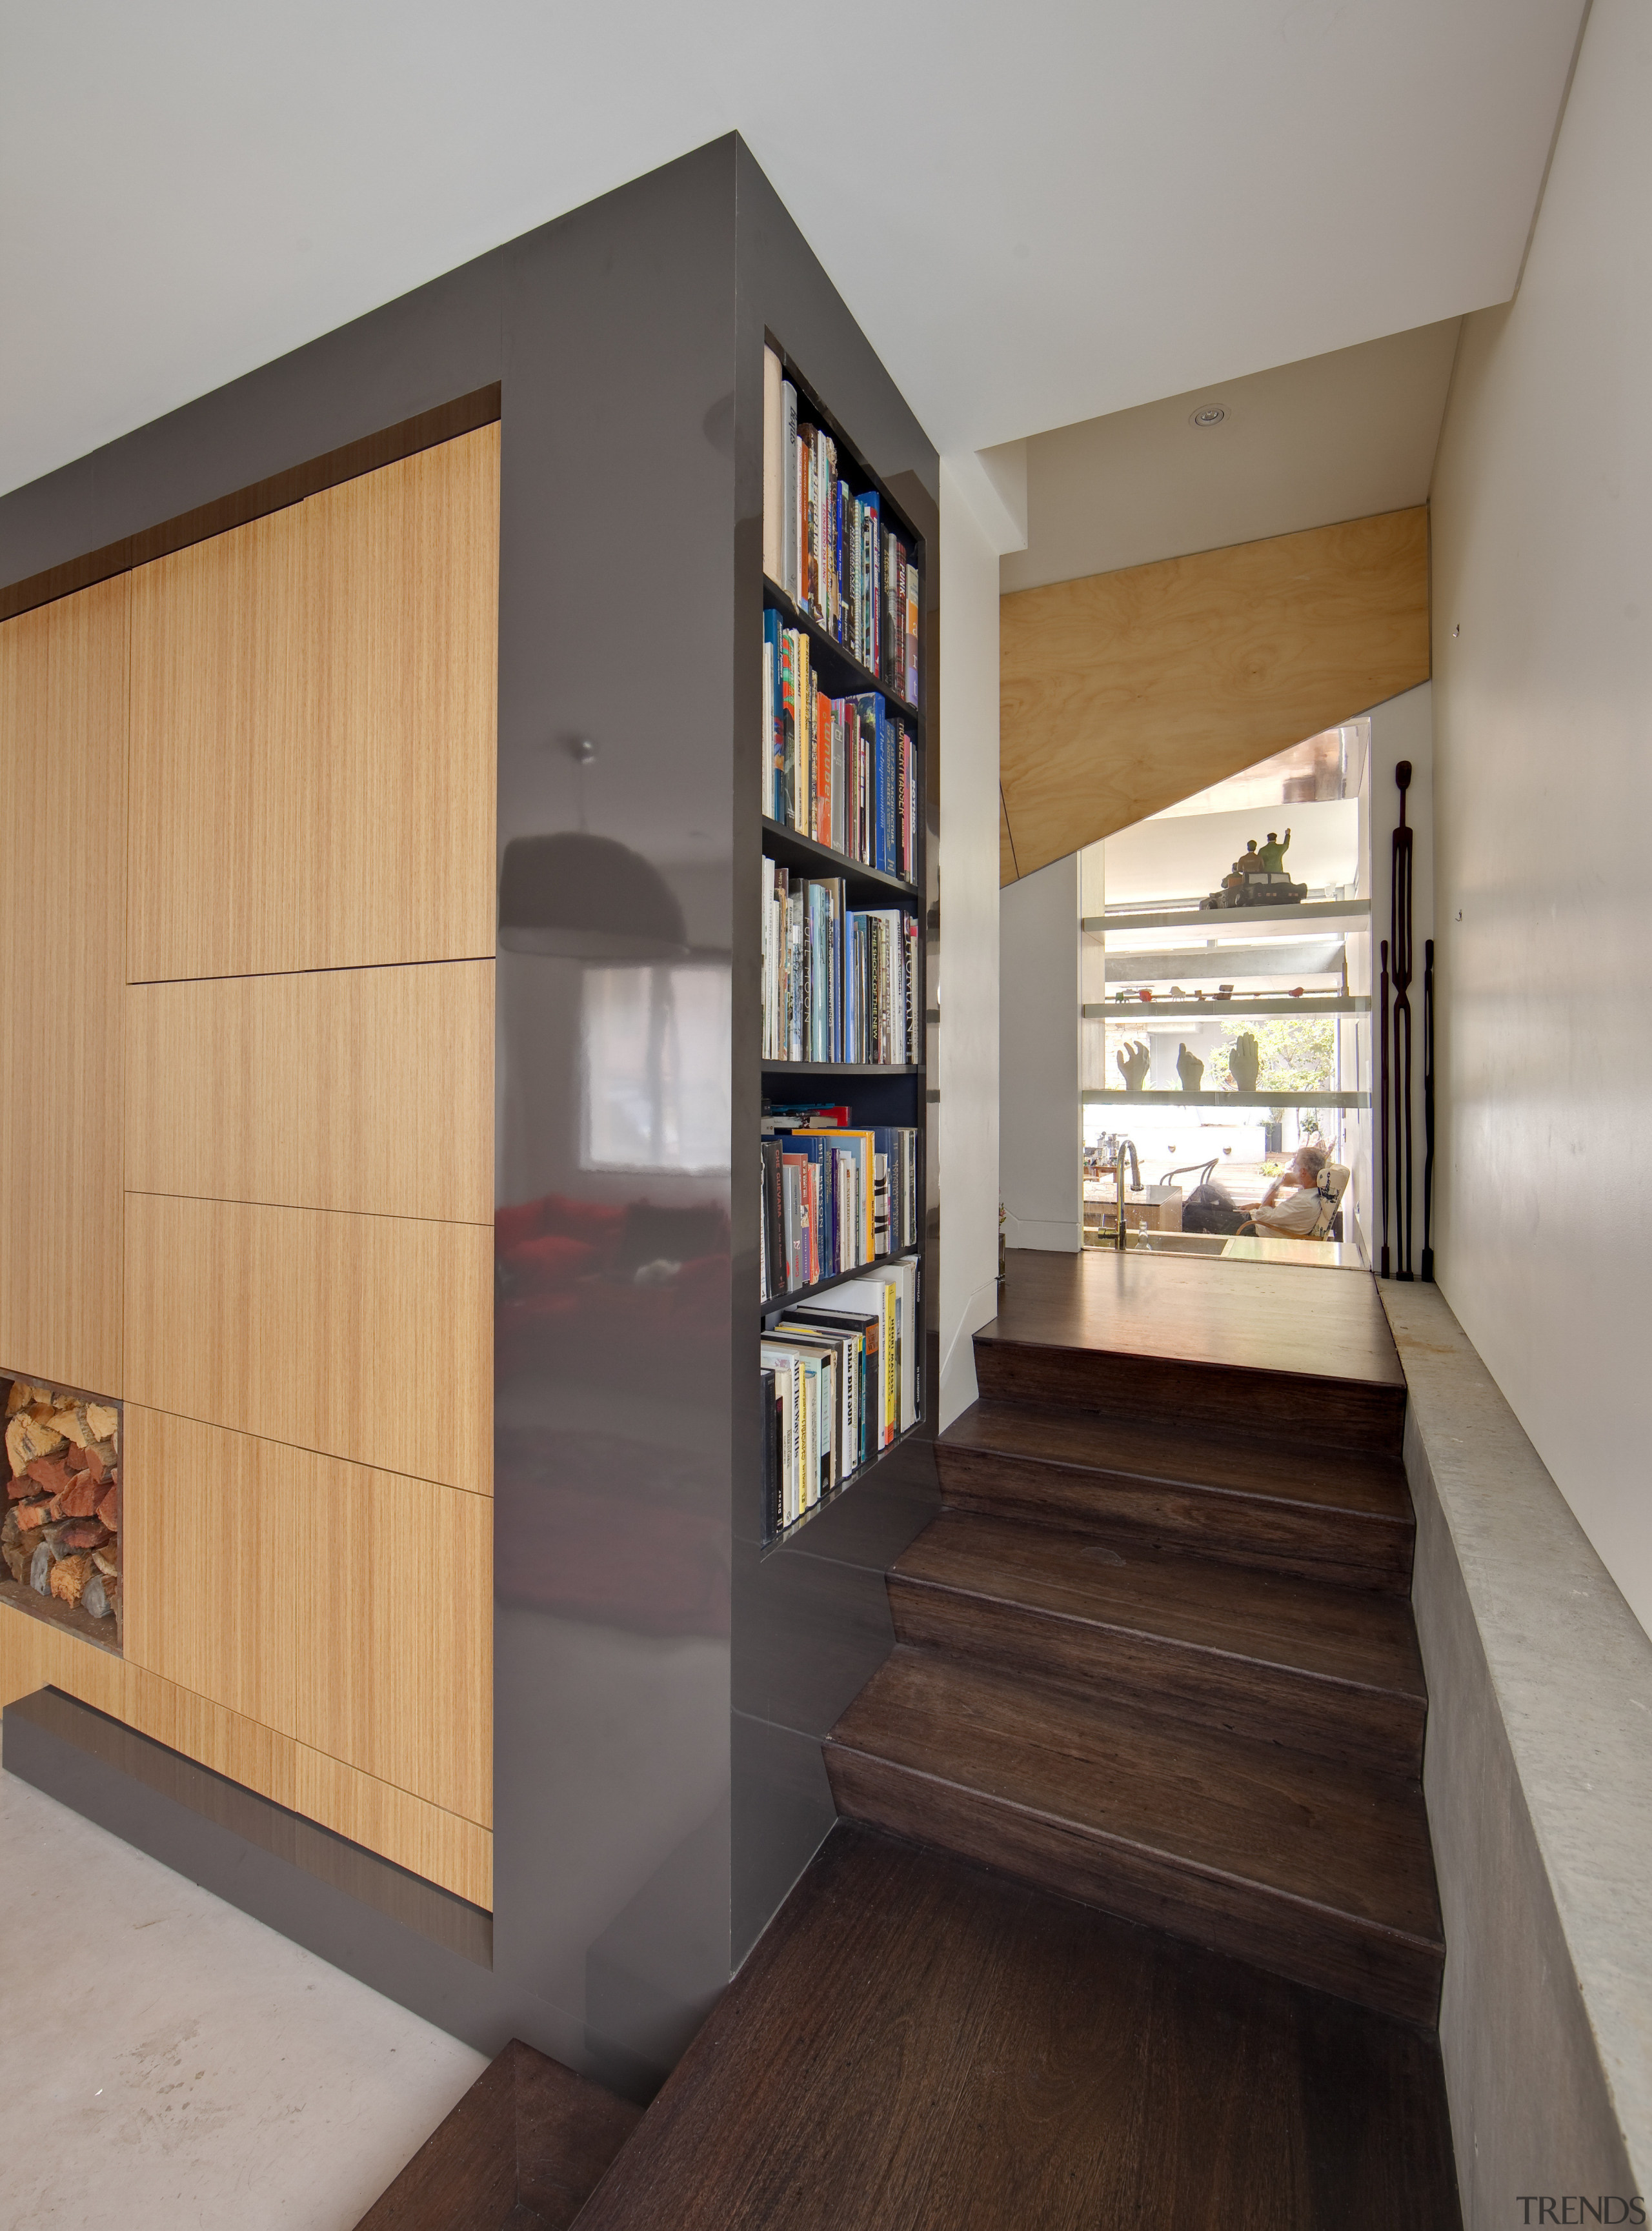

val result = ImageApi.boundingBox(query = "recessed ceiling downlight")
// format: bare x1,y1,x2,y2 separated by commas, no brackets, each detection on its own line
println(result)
1189,405,1227,429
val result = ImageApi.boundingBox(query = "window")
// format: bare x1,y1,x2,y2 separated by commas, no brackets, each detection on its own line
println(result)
581,964,730,1173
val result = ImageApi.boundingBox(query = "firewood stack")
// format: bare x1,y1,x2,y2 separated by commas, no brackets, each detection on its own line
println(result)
1,1377,121,1640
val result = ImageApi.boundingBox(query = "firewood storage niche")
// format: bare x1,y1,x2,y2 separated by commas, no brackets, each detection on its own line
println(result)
1,1373,123,1651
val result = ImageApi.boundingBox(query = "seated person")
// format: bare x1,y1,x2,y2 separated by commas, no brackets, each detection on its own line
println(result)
1240,1143,1330,1238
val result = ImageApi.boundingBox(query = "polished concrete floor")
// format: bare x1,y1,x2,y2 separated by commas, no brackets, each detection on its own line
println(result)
0,1770,487,2230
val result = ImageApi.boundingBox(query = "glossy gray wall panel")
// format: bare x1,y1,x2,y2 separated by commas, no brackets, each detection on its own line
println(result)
492,141,738,2044
730,1711,838,1968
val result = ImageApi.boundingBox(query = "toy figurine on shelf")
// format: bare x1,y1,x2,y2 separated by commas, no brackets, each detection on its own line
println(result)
1117,1040,1151,1093
1202,824,1309,911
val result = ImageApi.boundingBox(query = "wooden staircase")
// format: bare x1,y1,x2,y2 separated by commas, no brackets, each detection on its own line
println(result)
825,1277,1445,2028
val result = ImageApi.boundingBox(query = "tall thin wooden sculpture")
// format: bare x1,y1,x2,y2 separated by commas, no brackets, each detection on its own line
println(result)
1391,762,1415,1281
1422,936,1436,1283
1378,937,1391,1281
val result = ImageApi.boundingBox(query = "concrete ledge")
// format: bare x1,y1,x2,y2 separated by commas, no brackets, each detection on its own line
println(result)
1381,1286,1652,2228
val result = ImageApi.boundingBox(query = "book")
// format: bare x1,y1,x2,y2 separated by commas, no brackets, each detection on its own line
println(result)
762,350,920,703
760,1365,780,1537
803,1259,918,1435
763,348,783,585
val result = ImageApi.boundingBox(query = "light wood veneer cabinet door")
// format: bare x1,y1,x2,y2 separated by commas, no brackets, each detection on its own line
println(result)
124,1408,492,1828
123,1193,491,1495
0,577,127,1391
125,961,494,1226
128,423,499,982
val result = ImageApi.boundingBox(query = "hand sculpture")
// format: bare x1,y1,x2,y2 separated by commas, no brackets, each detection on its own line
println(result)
1228,1031,1260,1093
1176,1043,1205,1093
1116,1040,1150,1093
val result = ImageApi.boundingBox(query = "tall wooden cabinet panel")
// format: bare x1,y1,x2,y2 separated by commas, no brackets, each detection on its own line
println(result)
0,576,127,1392
124,1408,492,1828
123,1193,492,1493
126,424,500,984
126,962,494,1224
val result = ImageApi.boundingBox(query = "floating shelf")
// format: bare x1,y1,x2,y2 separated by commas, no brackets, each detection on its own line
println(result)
763,576,922,724
762,1418,924,1555
762,1060,922,1076
761,1248,920,1326
1085,996,1371,1020
1083,1089,1369,1109
1085,898,1370,936
761,818,919,899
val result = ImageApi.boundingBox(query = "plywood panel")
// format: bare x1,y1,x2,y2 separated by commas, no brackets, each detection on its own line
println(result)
128,423,499,982
126,962,494,1224
999,507,1430,882
0,576,128,1391
124,1406,492,1829
123,1193,492,1493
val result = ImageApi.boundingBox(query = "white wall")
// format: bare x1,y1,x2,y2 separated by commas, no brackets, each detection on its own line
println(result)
1429,0,1652,1637
999,854,1082,1255
936,459,1003,1428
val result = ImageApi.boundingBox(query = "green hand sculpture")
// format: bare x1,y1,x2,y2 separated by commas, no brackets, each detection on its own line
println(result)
1116,1039,1151,1093
1229,1031,1260,1093
1176,1043,1205,1093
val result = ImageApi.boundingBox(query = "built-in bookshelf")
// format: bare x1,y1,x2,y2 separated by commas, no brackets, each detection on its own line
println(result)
757,339,929,1550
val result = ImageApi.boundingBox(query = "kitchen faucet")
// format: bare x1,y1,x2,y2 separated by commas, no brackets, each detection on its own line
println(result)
1113,1136,1141,1252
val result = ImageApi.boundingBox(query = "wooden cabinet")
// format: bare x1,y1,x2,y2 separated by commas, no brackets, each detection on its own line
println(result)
126,961,494,1225
124,1407,492,1828
0,428,499,1905
0,576,128,1394
127,424,499,982
123,1192,492,1494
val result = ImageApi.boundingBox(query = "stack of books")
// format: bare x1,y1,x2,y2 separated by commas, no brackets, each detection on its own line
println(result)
760,620,918,881
761,864,920,1065
763,347,921,705
760,1258,919,1534
760,1110,918,1300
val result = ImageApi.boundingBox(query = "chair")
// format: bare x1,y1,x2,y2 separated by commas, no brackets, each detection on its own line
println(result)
1236,1161,1350,1242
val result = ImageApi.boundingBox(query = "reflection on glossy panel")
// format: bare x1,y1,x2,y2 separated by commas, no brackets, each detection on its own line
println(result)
492,146,736,2068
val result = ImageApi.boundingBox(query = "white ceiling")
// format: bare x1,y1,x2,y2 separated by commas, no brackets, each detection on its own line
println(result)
998,317,1463,592
1,1,1584,499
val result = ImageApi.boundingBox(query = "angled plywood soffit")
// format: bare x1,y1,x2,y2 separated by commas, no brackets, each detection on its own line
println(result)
998,507,1429,882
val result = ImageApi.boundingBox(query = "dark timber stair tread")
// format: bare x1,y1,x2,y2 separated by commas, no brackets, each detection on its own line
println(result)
828,1648,1442,1949
571,1827,1462,2231
893,1511,1425,1702
938,1401,1412,1526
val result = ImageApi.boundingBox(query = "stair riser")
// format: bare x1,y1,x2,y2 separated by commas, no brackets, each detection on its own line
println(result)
887,1580,1426,1777
825,1746,1442,2030
972,1342,1407,1461
934,1447,1414,1595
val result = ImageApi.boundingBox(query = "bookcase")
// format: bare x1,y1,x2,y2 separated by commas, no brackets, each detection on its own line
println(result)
0,133,943,2093
756,341,931,1549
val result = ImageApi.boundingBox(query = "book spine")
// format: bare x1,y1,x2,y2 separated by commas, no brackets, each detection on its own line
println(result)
761,1368,780,1540
763,349,783,584
906,560,920,704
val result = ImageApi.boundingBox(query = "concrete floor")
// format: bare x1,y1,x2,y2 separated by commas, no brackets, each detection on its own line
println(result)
0,1770,488,2230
